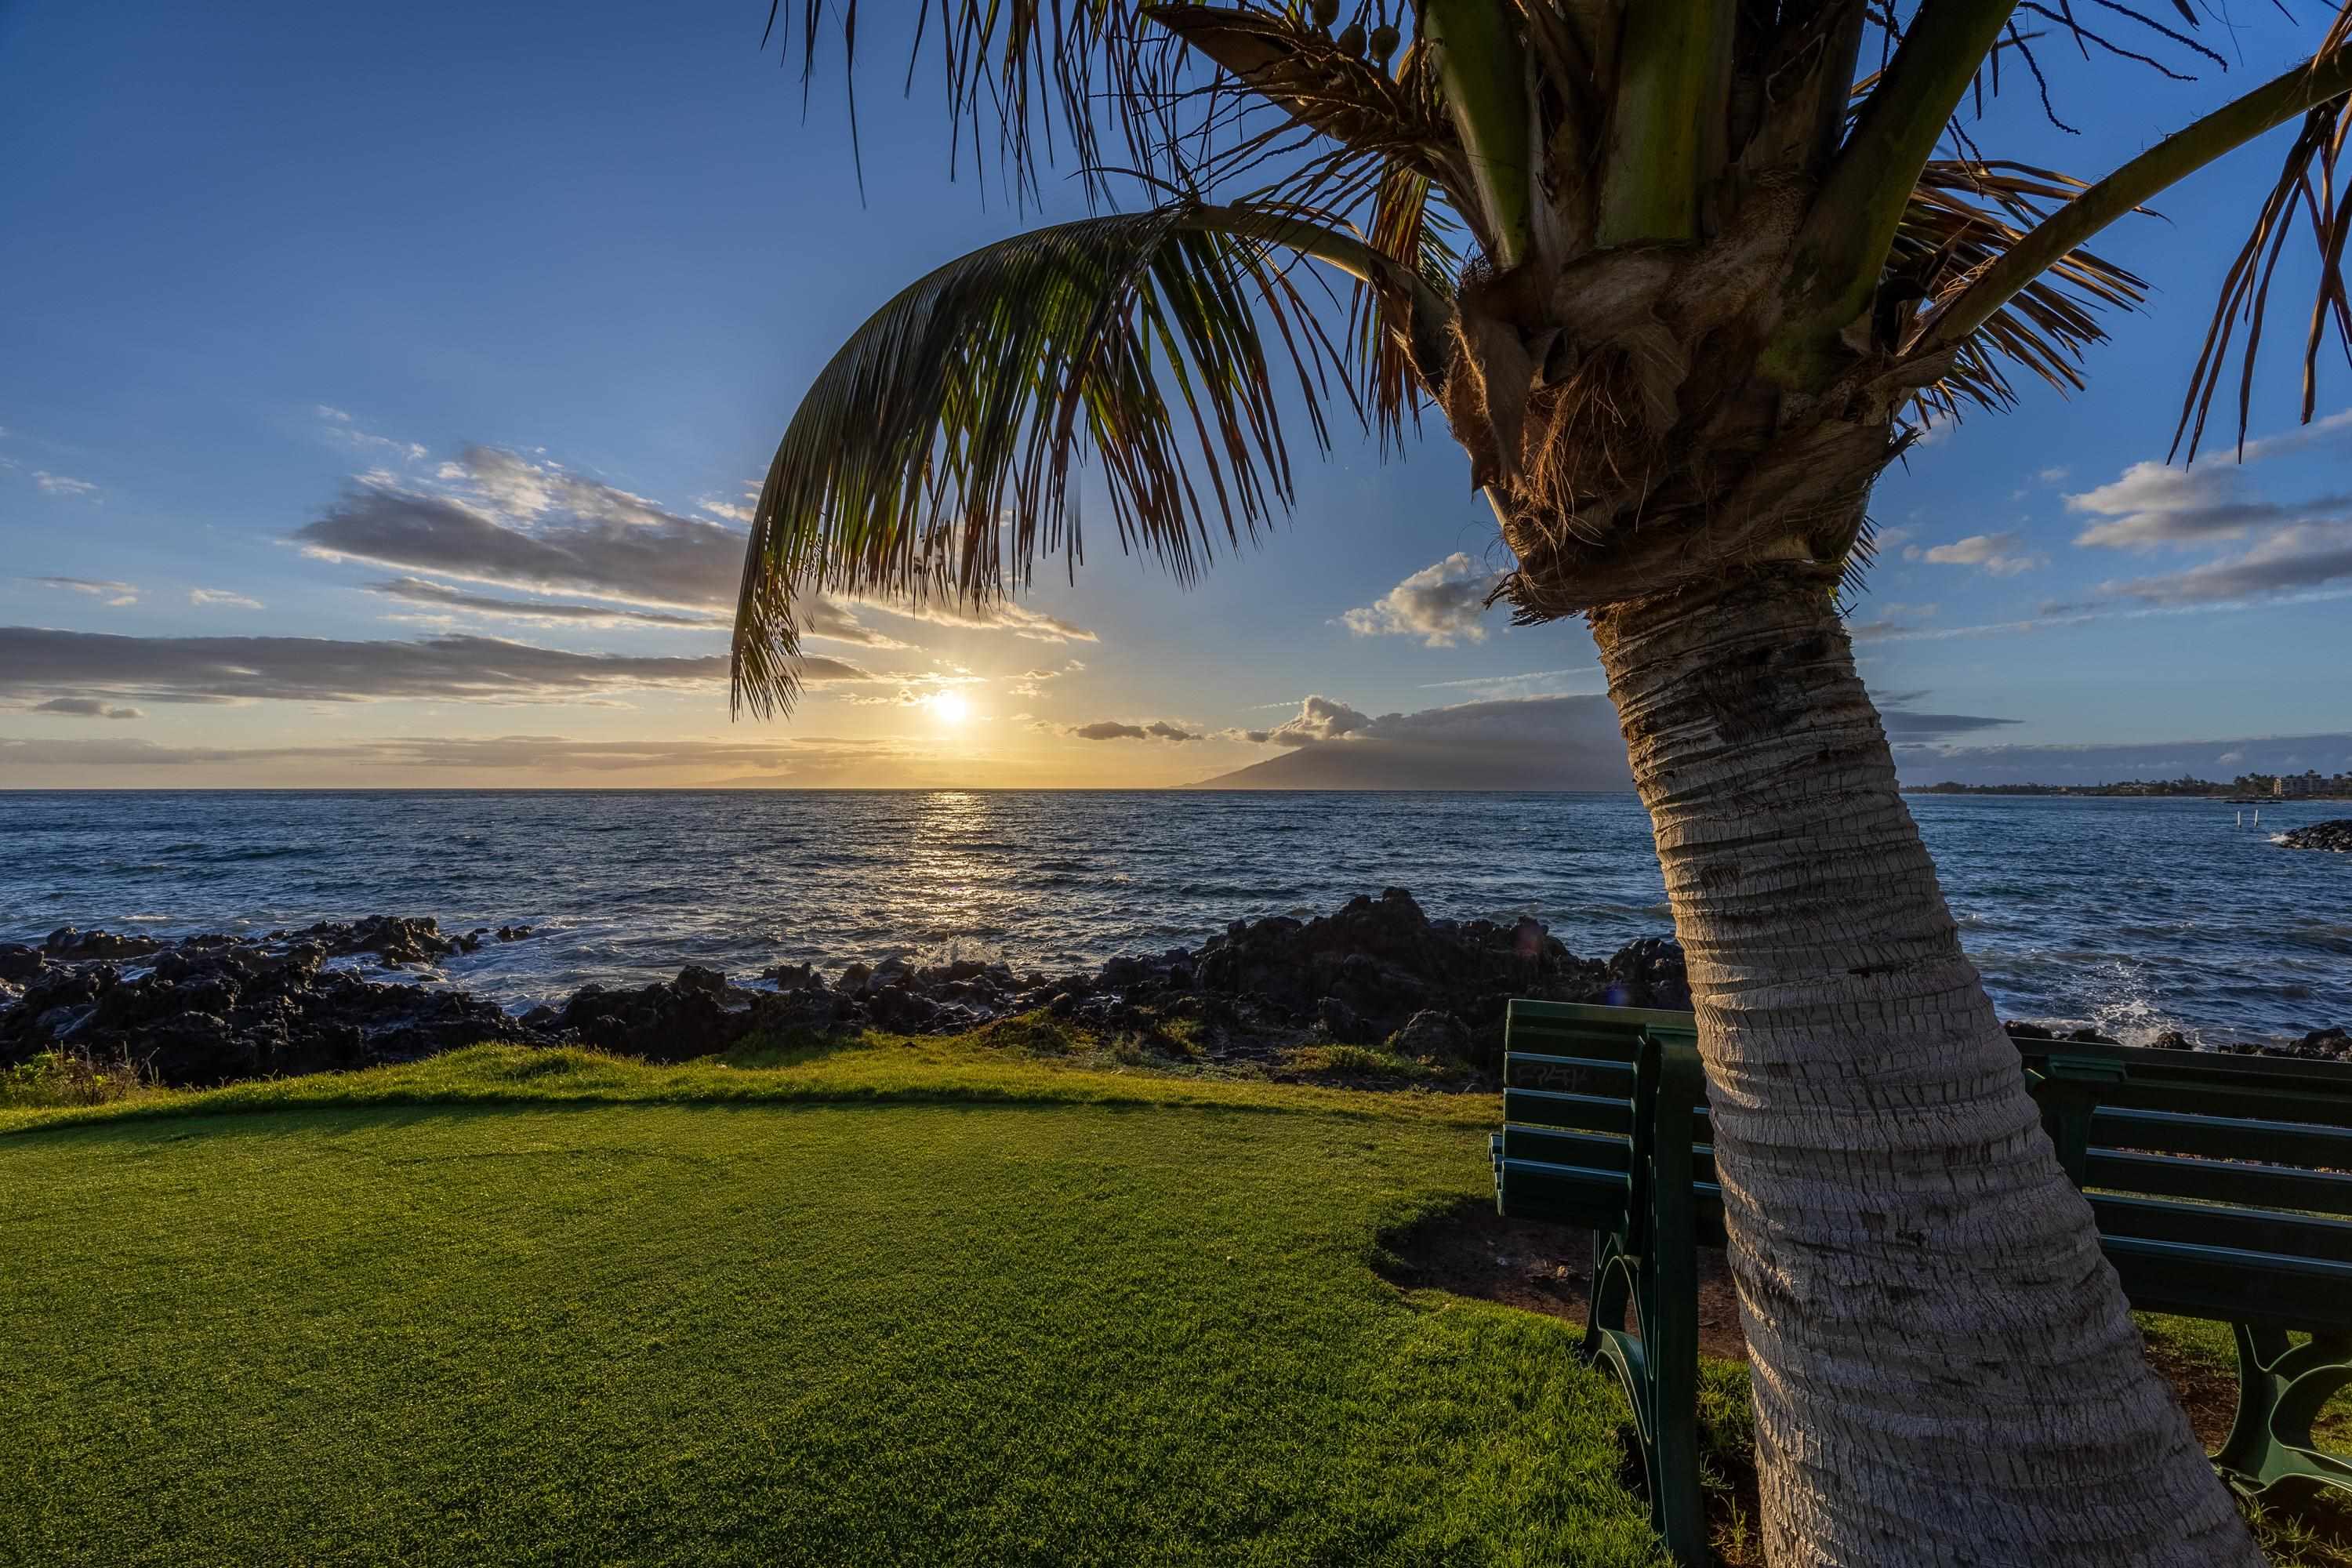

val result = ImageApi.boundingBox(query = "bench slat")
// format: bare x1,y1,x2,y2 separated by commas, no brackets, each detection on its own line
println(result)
1505,998,1707,1033
1501,1124,1722,1192
2088,1192,2352,1265
2089,1106,2352,1171
2096,1078,2352,1131
1507,1033,1642,1069
2085,1149,2352,1217
1507,1052,1638,1089
1494,1155,1728,1246
1503,1085,1713,1146
2024,1038,2352,1099
2103,1235,2352,1333
1494,1155,1628,1232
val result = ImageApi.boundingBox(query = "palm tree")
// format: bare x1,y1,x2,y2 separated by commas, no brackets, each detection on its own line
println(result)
730,3,2352,1561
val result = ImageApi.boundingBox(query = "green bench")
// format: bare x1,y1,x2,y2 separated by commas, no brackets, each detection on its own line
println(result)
1490,999,2352,1566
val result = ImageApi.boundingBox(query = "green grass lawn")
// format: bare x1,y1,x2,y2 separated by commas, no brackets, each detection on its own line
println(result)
1,1043,1668,1567
5,1034,2344,1566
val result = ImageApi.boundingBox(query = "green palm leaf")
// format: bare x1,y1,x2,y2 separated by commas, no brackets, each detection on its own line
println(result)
732,203,1384,717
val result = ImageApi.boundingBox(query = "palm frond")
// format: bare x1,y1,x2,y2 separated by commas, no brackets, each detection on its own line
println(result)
1892,159,2147,424
1348,158,1463,450
731,204,1354,717
2173,70,2352,459
1142,5,1463,185
764,0,1148,205
764,2,1457,215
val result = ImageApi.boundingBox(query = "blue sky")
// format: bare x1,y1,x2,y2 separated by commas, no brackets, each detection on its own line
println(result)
3,1,2348,787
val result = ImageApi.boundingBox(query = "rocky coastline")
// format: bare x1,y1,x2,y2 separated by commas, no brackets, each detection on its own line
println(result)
2280,818,2352,853
3,888,2344,1090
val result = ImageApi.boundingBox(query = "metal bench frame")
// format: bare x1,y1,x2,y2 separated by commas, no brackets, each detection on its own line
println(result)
1493,1000,2352,1566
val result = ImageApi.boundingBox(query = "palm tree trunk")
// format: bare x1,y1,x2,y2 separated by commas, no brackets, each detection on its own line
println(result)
1588,561,2258,1566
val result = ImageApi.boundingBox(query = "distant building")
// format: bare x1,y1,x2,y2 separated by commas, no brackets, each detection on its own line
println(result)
2244,769,2352,798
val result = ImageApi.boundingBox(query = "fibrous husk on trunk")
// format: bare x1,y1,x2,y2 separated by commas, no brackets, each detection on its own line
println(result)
1437,185,1956,619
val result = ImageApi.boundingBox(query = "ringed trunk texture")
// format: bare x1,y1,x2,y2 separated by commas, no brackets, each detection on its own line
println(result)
1589,560,2257,1566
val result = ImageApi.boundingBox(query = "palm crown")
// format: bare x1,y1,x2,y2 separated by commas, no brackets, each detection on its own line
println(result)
731,1,2352,716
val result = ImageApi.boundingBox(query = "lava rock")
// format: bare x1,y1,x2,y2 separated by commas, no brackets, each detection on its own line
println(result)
1388,1009,1470,1058
1188,887,1624,1055
290,915,460,967
2281,819,2352,853
43,927,165,962
547,967,753,1062
675,964,728,999
2003,1022,2122,1046
0,931,539,1087
1315,994,1369,1044
1600,936,1690,1011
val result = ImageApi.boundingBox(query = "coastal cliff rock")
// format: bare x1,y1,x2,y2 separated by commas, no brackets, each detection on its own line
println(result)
2205,1025,2351,1062
1182,887,1693,1058
2281,819,2352,853
2010,1019,2352,1062
0,931,541,1086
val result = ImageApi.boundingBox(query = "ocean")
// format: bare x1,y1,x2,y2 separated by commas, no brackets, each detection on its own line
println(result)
2,790,2344,1046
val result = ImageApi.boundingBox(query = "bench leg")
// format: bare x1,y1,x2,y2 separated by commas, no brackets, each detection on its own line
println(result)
2214,1325,2352,1505
1582,1236,1704,1566
1578,1036,1709,1568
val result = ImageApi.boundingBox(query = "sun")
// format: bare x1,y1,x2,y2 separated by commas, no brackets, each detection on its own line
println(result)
926,691,971,725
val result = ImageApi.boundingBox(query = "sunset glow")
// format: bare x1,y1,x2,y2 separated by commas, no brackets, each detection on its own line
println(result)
927,691,971,726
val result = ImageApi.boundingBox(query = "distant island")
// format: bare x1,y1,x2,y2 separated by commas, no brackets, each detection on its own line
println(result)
1911,771,2352,800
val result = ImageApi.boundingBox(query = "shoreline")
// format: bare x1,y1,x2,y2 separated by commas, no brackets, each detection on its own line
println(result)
6,891,2345,1094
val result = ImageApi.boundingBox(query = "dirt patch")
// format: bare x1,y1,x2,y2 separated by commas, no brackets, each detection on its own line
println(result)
2143,1334,2245,1452
1377,1196,1748,1360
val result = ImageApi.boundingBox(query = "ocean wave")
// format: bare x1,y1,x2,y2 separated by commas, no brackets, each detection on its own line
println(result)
5,791,2347,1037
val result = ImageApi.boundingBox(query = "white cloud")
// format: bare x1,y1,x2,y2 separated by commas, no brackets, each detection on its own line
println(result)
295,447,1091,651
1243,695,1374,747
318,407,428,464
32,575,137,608
2095,521,2352,605
1417,665,1602,694
2062,463,2308,550
2064,408,2352,550
189,589,265,610
1847,601,1940,640
0,731,913,779
1062,718,1203,742
28,697,144,720
34,472,98,497
1918,533,2046,575
860,595,1098,644
699,497,755,523
362,575,724,628
2238,406,2352,463
0,626,901,707
1341,553,1506,646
